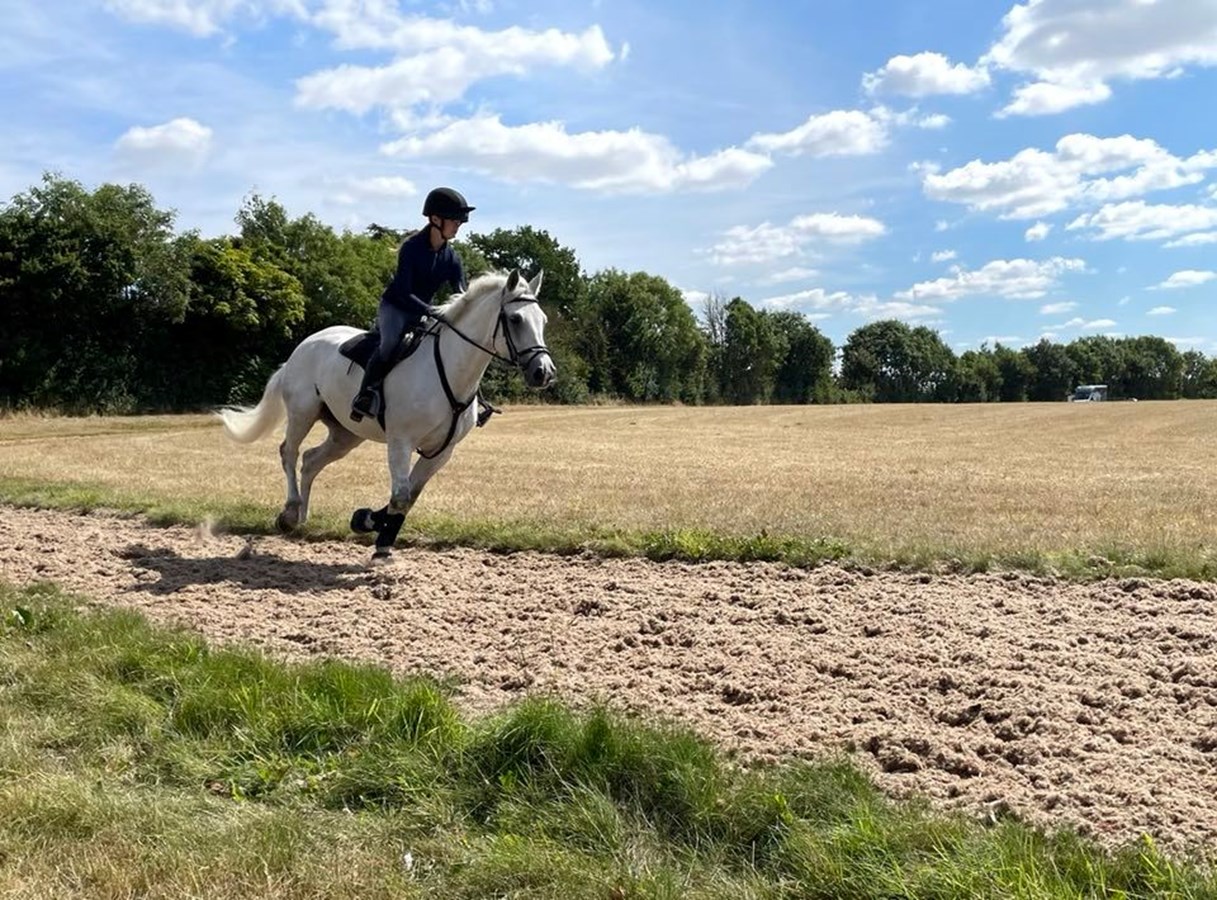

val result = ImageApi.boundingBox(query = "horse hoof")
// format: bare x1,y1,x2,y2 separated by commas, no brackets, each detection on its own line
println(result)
350,508,376,534
371,546,393,563
275,511,297,534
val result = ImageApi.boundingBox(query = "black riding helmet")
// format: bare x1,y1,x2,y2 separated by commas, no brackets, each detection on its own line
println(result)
422,187,475,223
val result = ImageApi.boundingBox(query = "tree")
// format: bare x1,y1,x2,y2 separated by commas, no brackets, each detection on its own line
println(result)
1022,338,1076,401
840,320,955,402
721,298,785,404
768,311,834,404
953,348,1002,402
469,226,585,320
236,194,390,336
1116,336,1183,400
909,326,957,401
141,237,305,407
0,172,192,412
699,293,729,404
1181,350,1217,399
992,343,1035,402
583,270,707,402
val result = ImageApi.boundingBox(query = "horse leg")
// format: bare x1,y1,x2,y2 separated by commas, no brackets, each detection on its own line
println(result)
371,443,457,558
299,418,364,525
370,436,419,559
398,445,453,508
276,394,320,533
373,437,414,558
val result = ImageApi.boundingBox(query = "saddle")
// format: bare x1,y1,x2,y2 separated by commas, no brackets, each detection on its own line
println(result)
338,327,425,372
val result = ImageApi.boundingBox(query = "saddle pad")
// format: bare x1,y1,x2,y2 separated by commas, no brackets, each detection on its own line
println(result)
338,328,423,370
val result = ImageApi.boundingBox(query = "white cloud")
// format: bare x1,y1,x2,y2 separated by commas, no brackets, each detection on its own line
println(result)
1148,306,1177,316
870,105,954,133
326,175,417,206
982,0,1217,115
896,257,1086,302
380,114,771,194
1067,201,1217,242
705,213,887,266
1040,301,1077,314
862,52,990,97
114,117,213,167
1164,231,1217,248
1150,270,1217,290
759,266,819,285
746,109,888,158
759,287,858,311
296,23,615,115
997,79,1111,117
1164,336,1213,351
758,287,941,322
1025,221,1052,241
854,299,944,321
303,3,616,73
681,289,710,309
103,0,306,37
924,133,1217,219
1043,316,1118,332
931,249,957,262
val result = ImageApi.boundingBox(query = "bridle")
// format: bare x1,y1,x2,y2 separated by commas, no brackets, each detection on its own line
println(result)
415,291,552,459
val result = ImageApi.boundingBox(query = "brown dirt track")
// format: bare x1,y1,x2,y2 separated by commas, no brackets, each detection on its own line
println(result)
2,504,1215,857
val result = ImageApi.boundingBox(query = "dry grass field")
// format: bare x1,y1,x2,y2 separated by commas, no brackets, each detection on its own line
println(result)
1,401,1214,574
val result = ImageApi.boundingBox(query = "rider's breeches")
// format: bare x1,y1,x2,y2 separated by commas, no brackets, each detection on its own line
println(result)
364,300,418,384
377,300,412,359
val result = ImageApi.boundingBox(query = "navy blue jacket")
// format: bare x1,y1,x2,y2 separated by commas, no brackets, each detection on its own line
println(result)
381,226,467,321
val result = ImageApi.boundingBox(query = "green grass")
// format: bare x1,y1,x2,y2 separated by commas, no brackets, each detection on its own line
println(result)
3,473,1212,582
3,581,1214,898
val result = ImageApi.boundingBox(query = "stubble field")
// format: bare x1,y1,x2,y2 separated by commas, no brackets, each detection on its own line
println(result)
2,400,1214,576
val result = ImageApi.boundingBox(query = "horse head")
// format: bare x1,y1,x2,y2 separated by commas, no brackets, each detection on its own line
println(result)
498,268,557,390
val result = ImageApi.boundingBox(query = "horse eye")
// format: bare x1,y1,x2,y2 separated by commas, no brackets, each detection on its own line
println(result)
510,313,523,325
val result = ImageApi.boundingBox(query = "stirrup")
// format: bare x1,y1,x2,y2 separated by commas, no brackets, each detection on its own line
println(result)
350,389,382,423
476,393,499,427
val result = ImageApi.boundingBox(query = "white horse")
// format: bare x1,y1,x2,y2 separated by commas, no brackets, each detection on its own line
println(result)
215,269,555,558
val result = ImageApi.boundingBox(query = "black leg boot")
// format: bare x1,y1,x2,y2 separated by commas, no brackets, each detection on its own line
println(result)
350,352,387,422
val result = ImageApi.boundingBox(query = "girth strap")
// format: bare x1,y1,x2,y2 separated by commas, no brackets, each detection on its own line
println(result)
416,332,475,460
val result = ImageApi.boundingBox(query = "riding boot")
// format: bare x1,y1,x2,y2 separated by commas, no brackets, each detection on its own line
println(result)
351,351,388,422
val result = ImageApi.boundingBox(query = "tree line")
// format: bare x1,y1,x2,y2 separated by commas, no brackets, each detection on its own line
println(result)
2,173,1215,414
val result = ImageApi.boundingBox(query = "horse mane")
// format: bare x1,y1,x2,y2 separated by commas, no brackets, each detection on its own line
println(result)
431,271,510,321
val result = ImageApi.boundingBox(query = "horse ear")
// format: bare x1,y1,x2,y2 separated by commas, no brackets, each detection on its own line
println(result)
528,269,544,296
505,269,520,293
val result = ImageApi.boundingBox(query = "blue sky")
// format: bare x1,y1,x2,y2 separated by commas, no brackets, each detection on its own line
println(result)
3,0,1216,354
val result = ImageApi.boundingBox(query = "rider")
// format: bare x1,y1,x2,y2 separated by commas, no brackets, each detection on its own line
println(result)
350,186,474,422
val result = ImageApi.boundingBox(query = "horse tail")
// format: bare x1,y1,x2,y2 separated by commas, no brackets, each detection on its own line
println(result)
215,365,287,444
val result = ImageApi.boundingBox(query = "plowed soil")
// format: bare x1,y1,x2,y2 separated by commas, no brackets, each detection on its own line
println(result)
2,505,1215,854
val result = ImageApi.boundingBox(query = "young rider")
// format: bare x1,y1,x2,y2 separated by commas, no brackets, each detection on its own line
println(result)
350,186,474,422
